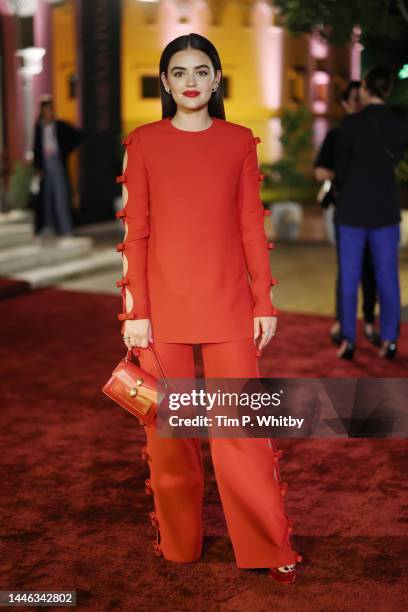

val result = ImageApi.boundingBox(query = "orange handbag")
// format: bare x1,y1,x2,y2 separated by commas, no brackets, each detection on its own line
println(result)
102,346,168,425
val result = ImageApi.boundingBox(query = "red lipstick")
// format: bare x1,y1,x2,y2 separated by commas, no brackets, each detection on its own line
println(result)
183,91,200,97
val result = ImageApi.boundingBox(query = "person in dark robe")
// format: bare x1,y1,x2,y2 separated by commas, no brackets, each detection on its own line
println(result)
32,96,83,237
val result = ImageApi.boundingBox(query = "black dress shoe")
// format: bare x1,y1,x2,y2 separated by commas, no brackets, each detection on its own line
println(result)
379,341,397,360
329,322,343,346
337,340,355,360
364,326,381,347
330,329,343,346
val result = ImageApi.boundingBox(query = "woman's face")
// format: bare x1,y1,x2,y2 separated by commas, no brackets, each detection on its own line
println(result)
161,48,221,112
42,104,54,122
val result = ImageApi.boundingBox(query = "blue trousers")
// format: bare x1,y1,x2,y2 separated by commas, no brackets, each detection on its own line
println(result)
43,153,73,236
334,222,377,323
338,224,401,343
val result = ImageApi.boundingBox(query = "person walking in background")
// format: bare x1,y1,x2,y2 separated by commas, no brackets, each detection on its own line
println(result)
314,81,380,347
335,66,408,360
33,96,83,238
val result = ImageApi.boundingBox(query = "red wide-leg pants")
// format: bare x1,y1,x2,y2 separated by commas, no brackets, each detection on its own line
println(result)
137,338,301,568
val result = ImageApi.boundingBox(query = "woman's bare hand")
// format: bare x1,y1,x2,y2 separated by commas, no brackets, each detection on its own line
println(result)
123,319,152,349
254,316,277,350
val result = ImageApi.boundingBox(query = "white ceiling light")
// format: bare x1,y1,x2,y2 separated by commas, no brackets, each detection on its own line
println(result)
5,0,37,16
15,46,46,76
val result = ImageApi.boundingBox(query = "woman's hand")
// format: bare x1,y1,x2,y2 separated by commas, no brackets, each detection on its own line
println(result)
123,319,152,349
254,316,277,351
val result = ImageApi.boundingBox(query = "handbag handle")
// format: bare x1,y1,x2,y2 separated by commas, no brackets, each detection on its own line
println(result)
126,345,168,389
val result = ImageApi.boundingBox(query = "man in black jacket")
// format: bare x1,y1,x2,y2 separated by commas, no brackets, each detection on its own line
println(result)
335,66,408,359
314,81,380,347
33,96,83,236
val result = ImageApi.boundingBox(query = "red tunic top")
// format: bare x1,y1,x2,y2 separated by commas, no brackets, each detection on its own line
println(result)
116,116,277,343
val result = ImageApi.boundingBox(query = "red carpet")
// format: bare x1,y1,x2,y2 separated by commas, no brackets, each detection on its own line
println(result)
0,277,31,300
1,288,406,610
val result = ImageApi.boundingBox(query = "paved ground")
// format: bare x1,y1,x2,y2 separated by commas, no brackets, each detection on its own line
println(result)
58,221,408,322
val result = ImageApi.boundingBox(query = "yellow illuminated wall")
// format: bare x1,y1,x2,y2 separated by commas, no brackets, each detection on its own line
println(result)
121,0,287,162
51,0,351,167
121,0,350,164
52,0,79,190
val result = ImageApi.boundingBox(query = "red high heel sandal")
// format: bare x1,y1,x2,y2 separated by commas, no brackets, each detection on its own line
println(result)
269,563,297,584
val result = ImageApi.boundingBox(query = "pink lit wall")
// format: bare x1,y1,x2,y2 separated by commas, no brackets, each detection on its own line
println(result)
33,0,53,124
350,26,362,80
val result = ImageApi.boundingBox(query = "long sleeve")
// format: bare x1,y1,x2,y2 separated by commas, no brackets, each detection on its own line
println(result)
115,129,151,333
57,121,83,160
314,128,337,170
64,122,83,153
33,124,42,171
238,130,277,317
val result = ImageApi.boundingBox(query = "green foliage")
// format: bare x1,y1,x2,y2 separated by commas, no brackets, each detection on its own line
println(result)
273,0,407,45
281,106,312,150
260,107,314,192
7,162,35,209
396,149,408,182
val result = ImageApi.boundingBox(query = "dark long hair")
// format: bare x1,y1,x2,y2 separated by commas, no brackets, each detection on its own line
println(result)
37,97,53,124
159,33,226,120
340,80,361,103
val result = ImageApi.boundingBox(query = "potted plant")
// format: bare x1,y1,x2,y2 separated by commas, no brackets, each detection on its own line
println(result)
6,160,35,211
396,149,408,247
260,107,316,240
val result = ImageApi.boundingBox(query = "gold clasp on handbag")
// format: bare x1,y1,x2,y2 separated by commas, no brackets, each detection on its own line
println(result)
129,379,144,398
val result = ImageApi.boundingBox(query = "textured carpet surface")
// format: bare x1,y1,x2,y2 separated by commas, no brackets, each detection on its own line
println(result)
1,288,407,611
0,277,31,300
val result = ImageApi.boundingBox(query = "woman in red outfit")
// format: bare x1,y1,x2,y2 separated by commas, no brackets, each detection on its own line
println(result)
116,33,302,583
